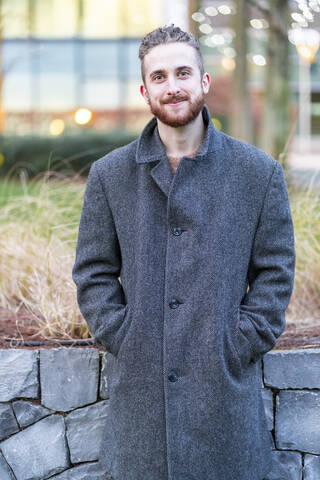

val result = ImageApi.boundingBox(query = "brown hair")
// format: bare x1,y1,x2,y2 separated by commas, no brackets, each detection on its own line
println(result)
138,24,204,84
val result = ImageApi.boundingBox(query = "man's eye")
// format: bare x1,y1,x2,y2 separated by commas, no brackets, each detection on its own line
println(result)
179,71,189,76
154,75,163,80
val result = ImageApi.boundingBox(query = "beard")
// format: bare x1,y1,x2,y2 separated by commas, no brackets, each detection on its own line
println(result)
147,90,205,128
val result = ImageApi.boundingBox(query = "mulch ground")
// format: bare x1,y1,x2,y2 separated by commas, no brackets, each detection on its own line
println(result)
0,307,320,351
0,307,105,351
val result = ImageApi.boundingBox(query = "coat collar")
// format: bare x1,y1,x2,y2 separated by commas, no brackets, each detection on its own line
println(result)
135,104,223,164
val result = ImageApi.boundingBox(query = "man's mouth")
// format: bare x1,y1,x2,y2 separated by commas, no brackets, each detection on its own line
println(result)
165,99,186,105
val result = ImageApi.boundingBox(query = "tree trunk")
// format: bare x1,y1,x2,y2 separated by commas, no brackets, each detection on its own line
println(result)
260,0,290,168
231,0,253,144
188,0,201,36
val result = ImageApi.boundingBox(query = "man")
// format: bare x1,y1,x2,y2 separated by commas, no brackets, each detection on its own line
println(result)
72,25,295,480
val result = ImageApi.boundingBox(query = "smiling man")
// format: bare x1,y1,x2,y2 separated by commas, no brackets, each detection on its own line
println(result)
140,37,210,173
72,25,296,480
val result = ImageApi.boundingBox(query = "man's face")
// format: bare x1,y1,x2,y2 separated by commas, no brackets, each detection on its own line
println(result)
140,42,210,128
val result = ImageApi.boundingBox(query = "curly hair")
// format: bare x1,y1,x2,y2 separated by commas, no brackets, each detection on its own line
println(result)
138,24,204,84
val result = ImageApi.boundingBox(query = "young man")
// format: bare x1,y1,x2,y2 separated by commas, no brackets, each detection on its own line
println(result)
72,25,296,480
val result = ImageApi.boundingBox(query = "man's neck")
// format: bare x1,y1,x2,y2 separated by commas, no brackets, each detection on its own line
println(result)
156,111,206,158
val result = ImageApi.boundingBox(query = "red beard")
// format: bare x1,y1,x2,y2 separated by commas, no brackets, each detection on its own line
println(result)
147,91,205,128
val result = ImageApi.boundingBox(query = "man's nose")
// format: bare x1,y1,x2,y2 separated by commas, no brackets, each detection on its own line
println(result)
166,75,180,95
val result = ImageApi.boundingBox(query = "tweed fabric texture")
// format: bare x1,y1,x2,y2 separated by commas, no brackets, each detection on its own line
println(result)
72,104,296,480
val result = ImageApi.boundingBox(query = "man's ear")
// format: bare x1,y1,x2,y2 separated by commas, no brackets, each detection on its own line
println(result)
202,73,211,95
140,84,150,104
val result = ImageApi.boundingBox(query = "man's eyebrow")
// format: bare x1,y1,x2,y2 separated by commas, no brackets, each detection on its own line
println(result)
149,69,165,78
177,65,194,71
149,65,194,78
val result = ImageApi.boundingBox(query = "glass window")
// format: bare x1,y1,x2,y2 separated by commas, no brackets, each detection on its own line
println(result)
38,74,76,110
2,0,165,39
83,41,118,77
127,40,141,79
34,0,77,37
119,0,163,37
3,40,31,74
3,74,32,111
2,0,29,37
3,39,32,111
82,0,119,38
37,40,75,74
82,0,164,38
83,79,119,108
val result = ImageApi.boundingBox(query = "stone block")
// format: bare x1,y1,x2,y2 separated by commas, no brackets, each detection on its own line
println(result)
264,349,320,389
0,414,69,480
50,461,112,479
0,451,15,479
12,400,52,428
275,390,320,453
66,400,109,463
304,454,320,480
100,352,116,400
40,348,99,411
265,449,302,480
0,350,38,401
261,388,273,431
0,403,19,440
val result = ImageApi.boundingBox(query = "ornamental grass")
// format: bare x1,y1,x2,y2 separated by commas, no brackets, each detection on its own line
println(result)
0,165,319,339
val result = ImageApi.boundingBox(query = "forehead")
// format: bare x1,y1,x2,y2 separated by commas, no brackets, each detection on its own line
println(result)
143,42,199,74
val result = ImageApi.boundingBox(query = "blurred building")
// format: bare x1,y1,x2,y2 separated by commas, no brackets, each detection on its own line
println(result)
3,0,320,137
2,0,191,135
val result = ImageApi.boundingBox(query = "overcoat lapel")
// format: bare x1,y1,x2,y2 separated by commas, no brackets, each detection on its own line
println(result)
135,114,174,198
150,155,174,198
135,104,224,199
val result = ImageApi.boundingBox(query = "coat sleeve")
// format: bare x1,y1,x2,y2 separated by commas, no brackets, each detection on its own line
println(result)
237,160,296,366
72,160,130,356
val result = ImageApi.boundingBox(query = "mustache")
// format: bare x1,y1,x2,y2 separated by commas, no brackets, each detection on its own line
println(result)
162,95,189,104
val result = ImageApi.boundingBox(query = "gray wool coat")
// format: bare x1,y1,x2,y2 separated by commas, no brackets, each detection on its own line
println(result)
72,104,296,480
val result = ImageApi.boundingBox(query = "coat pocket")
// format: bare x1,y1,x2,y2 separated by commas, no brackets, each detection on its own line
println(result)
224,306,252,378
223,307,242,378
232,306,252,371
109,304,133,358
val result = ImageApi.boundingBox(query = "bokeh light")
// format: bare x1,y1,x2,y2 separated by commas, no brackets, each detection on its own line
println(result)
49,119,65,136
74,108,92,125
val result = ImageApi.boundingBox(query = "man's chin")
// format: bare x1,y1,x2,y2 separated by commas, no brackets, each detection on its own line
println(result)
157,112,201,128
149,99,205,128
160,118,192,128
151,109,197,128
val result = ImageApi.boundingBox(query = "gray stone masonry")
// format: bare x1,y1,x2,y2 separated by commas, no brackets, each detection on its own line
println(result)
0,350,38,401
0,347,318,479
40,348,100,411
304,454,320,480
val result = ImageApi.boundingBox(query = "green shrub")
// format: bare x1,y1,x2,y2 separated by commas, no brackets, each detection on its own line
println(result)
0,130,137,179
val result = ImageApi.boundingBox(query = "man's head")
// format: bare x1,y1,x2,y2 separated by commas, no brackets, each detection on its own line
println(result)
139,24,204,85
139,25,210,128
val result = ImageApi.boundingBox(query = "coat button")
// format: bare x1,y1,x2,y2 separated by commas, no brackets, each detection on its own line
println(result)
172,227,182,236
168,371,178,382
169,299,180,309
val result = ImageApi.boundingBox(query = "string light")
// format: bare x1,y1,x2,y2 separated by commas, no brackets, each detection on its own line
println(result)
218,5,232,15
205,6,218,16
191,12,205,23
199,24,213,34
252,54,266,66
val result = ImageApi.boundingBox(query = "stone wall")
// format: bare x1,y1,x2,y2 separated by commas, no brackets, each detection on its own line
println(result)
0,347,319,480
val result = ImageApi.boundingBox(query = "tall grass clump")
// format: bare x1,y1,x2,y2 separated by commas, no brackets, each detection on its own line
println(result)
0,155,320,340
0,169,91,339
286,174,320,325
